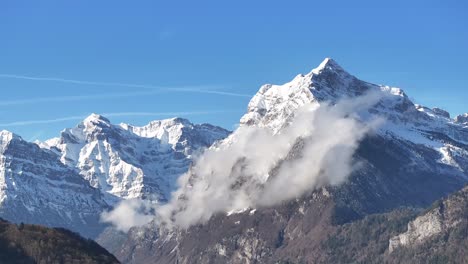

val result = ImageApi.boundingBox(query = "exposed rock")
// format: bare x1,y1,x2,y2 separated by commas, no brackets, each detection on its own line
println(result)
389,185,468,252
389,210,443,252
432,107,450,118
455,113,468,124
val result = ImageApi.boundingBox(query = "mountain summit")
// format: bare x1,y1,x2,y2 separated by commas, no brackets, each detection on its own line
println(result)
116,58,468,264
0,115,230,238
311,57,346,74
39,115,230,204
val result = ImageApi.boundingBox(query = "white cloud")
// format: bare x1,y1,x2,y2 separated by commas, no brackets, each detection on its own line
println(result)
101,91,384,230
155,91,384,228
100,199,155,232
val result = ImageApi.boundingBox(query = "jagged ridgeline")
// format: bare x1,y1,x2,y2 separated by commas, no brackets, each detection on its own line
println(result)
0,117,230,238
114,58,468,264
0,58,466,264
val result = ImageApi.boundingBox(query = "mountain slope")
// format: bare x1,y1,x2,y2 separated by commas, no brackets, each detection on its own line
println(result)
115,58,468,263
0,130,108,238
387,185,468,263
0,218,119,264
0,116,229,239
40,115,230,204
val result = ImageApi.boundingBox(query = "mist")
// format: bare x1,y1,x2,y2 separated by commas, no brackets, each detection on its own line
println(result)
102,91,384,230
100,199,154,232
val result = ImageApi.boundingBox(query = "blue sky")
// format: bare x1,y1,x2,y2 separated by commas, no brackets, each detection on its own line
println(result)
1,0,467,141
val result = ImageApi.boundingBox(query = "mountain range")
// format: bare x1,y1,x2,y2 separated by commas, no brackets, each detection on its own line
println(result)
0,116,229,238
0,58,467,263
113,58,468,263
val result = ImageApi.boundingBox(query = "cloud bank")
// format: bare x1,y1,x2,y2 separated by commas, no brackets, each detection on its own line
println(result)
102,91,384,230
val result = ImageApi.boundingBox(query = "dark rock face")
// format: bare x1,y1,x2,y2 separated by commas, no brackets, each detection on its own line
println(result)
115,134,467,264
116,191,336,264
124,185,466,264
455,113,468,124
432,107,450,118
0,218,119,264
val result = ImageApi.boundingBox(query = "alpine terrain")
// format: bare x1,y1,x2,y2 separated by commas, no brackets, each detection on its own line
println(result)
113,58,468,264
0,116,230,238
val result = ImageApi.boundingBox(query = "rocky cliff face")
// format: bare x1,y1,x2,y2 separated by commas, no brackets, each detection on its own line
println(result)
115,58,468,263
389,185,468,253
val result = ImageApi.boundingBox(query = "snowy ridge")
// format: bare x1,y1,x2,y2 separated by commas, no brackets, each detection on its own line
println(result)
39,115,230,204
0,132,107,238
110,58,468,263
239,58,468,176
1,115,229,237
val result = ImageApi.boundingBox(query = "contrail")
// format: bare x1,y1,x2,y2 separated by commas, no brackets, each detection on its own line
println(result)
0,73,167,89
0,91,162,106
0,111,234,127
170,88,251,97
0,74,252,100
0,115,91,127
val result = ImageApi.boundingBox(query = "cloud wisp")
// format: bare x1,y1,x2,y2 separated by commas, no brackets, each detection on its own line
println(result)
0,91,162,107
102,91,385,230
0,74,252,105
101,200,155,232
0,73,169,90
0,111,232,127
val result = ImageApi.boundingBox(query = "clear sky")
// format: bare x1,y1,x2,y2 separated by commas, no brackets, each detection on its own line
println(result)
1,0,467,141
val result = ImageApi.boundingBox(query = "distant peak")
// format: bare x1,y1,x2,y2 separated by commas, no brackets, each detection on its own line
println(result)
0,130,20,140
311,57,345,75
432,107,450,118
0,130,13,137
147,117,191,126
0,130,19,149
83,113,111,125
455,113,468,124
170,117,191,124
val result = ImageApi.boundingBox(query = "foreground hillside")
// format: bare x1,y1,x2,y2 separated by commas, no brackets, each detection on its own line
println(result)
387,185,468,263
0,218,119,264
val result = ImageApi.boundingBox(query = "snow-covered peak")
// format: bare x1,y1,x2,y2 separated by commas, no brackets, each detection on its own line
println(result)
0,130,14,142
55,114,114,144
37,114,230,203
83,113,111,126
239,58,364,131
120,117,191,143
239,57,468,149
310,57,345,75
0,130,16,152
120,117,230,153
